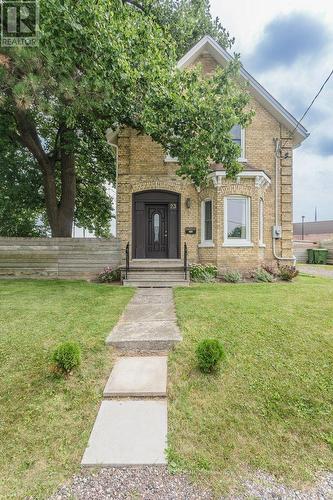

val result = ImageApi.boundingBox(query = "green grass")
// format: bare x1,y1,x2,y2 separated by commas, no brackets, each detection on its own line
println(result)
0,280,133,499
170,277,333,494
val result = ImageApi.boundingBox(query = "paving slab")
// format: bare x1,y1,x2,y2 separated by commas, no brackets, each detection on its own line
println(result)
122,303,176,322
103,356,167,397
135,288,173,297
106,320,181,351
130,293,174,305
81,400,167,466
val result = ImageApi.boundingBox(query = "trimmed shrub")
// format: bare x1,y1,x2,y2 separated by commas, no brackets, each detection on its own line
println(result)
279,265,299,281
52,342,81,374
262,262,279,277
97,266,121,283
253,268,274,282
222,270,241,283
190,263,218,283
196,339,225,373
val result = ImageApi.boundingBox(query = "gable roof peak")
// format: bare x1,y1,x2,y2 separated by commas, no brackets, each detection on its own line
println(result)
177,36,309,148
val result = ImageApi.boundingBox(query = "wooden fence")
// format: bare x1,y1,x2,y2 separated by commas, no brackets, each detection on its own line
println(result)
0,237,121,280
293,240,333,264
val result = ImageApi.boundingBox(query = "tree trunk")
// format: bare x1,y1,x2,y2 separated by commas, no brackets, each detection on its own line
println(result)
57,129,76,237
13,110,76,237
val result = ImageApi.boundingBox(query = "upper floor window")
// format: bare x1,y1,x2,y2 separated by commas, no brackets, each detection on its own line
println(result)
224,196,252,246
230,125,246,161
164,153,178,162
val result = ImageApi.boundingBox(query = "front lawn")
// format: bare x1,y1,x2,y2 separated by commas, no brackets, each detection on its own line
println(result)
0,280,133,499
169,277,333,494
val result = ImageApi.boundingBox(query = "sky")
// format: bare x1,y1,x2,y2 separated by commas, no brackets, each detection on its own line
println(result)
210,0,333,223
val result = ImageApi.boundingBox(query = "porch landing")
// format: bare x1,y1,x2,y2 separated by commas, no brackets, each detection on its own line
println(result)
121,259,189,287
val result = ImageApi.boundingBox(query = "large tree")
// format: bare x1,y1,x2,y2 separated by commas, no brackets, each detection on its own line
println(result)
0,0,252,237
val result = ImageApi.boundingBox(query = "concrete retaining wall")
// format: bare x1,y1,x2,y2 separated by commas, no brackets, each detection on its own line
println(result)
0,237,121,280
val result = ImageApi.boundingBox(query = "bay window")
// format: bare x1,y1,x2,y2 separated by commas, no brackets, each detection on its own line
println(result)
224,196,252,246
259,198,264,246
200,199,213,246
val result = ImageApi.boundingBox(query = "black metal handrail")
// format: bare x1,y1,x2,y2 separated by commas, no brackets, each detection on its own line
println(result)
184,242,188,280
125,242,129,280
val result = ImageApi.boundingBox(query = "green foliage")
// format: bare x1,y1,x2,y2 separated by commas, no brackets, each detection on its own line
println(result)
222,270,241,283
279,265,299,281
253,268,275,282
0,130,46,236
190,263,218,282
196,338,225,373
52,342,81,374
97,266,121,283
0,0,252,235
262,262,279,277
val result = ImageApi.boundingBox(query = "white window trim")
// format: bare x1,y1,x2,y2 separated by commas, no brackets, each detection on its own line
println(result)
238,127,246,162
223,195,253,247
164,154,179,163
199,199,215,247
259,198,266,247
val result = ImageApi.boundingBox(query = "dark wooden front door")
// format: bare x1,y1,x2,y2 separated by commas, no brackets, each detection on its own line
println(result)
133,190,180,259
146,204,168,258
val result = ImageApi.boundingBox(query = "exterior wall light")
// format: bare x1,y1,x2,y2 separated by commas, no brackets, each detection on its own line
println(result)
186,198,191,209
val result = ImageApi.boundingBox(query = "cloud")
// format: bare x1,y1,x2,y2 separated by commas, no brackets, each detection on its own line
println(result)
248,12,330,72
310,136,333,157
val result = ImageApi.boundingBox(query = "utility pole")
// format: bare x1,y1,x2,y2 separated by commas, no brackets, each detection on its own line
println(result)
301,215,305,240
314,207,318,222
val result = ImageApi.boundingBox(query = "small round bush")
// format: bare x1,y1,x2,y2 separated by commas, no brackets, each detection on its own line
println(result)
253,268,274,282
223,270,241,283
196,339,225,373
190,264,218,283
279,265,299,281
52,342,81,374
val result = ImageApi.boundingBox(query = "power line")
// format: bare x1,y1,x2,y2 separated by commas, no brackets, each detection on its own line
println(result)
282,67,333,149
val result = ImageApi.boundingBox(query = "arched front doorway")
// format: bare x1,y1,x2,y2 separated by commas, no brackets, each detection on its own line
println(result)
132,190,180,259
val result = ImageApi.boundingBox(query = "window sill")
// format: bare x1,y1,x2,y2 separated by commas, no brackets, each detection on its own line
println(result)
164,156,179,163
198,242,215,248
259,243,266,248
238,157,247,163
223,241,254,248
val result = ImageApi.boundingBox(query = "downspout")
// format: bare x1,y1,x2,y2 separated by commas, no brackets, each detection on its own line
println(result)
273,137,296,265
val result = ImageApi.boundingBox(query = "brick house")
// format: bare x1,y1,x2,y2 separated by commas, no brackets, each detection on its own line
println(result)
108,36,309,285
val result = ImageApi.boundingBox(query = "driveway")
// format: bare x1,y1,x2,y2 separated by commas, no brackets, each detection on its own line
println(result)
298,264,333,279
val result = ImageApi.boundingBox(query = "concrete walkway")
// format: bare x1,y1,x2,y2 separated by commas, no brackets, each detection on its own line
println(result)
106,288,181,351
81,288,182,467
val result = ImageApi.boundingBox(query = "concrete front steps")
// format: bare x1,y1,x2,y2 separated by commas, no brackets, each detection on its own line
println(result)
122,259,189,287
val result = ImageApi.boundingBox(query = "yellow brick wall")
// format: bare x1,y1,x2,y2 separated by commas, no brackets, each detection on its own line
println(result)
116,53,294,272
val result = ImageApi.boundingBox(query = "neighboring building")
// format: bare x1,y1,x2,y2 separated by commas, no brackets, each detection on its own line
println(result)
109,36,309,274
293,220,333,242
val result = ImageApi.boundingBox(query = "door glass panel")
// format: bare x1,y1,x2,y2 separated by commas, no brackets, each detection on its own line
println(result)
153,213,160,242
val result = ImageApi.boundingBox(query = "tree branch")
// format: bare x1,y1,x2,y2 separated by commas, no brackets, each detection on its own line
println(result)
13,109,51,174
122,0,149,14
